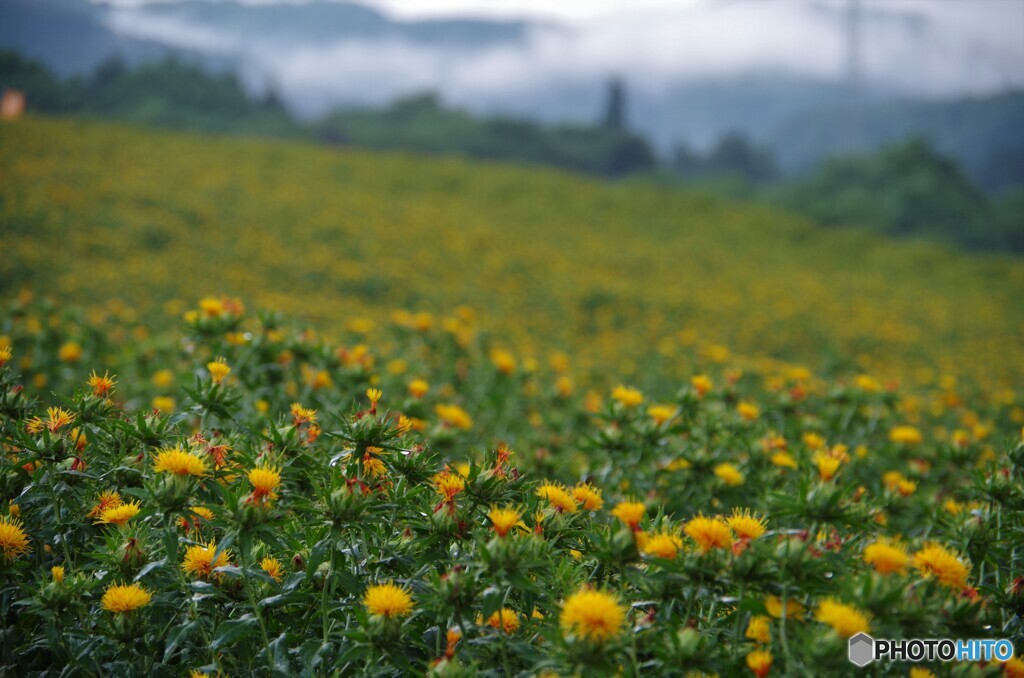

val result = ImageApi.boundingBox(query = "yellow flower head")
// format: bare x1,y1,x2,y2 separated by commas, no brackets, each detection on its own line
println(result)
0,345,11,367
691,374,713,396
485,608,520,634
815,598,871,637
889,425,923,445
572,483,604,511
43,407,75,433
559,588,626,643
746,649,773,678
714,463,745,486
434,470,466,502
647,404,676,426
641,532,683,559
488,506,525,538
0,515,30,562
435,403,473,430
408,379,429,398
96,499,141,527
181,541,231,580
764,595,805,620
207,358,230,385
248,465,282,503
746,615,771,644
153,447,208,477
610,500,645,529
737,401,760,421
770,452,798,469
87,490,123,519
101,582,152,613
727,508,768,541
58,341,82,363
363,583,413,618
611,385,644,408
490,348,517,374
863,538,910,575
913,543,970,589
366,388,383,405
290,402,318,425
87,370,117,397
537,482,577,513
684,515,732,553
813,452,842,482
260,557,284,582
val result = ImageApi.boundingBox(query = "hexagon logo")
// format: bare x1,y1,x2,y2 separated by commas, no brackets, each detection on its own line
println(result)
848,632,875,667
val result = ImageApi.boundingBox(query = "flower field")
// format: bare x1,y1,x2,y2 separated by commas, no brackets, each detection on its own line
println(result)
0,116,1023,676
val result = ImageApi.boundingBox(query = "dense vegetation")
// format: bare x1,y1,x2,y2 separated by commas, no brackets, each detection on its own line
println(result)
0,113,1023,676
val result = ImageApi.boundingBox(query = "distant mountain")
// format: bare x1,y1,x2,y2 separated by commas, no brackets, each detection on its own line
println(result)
0,0,178,75
769,92,1024,192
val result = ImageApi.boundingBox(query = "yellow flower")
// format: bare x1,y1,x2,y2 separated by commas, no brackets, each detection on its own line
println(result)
152,396,176,413
0,345,11,367
684,515,732,553
86,370,117,397
889,425,923,445
909,668,936,678
691,374,712,396
913,543,970,589
96,499,141,526
745,615,771,644
863,538,910,575
815,598,871,637
363,583,413,618
488,506,525,537
610,500,645,529
366,388,383,405
737,401,760,421
611,385,644,408
58,341,82,363
153,447,208,477
770,452,798,469
434,470,466,502
572,483,604,511
727,508,767,540
746,649,773,678
0,515,30,561
101,582,152,613
641,532,683,559
248,465,282,503
207,357,230,385
181,541,231,580
1003,657,1024,678
485,608,520,633
647,404,675,425
560,588,626,643
87,490,122,519
435,403,473,430
537,482,577,513
490,348,517,374
408,379,429,398
714,463,744,486
802,432,826,450
260,557,283,582
764,596,805,620
152,369,174,389
51,566,65,583
813,452,841,482
290,402,318,425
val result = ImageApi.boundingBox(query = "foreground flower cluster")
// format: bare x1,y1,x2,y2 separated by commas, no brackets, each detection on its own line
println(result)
0,296,1022,676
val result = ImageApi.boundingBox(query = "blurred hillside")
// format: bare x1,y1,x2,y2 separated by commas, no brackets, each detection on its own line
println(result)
2,0,1022,192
